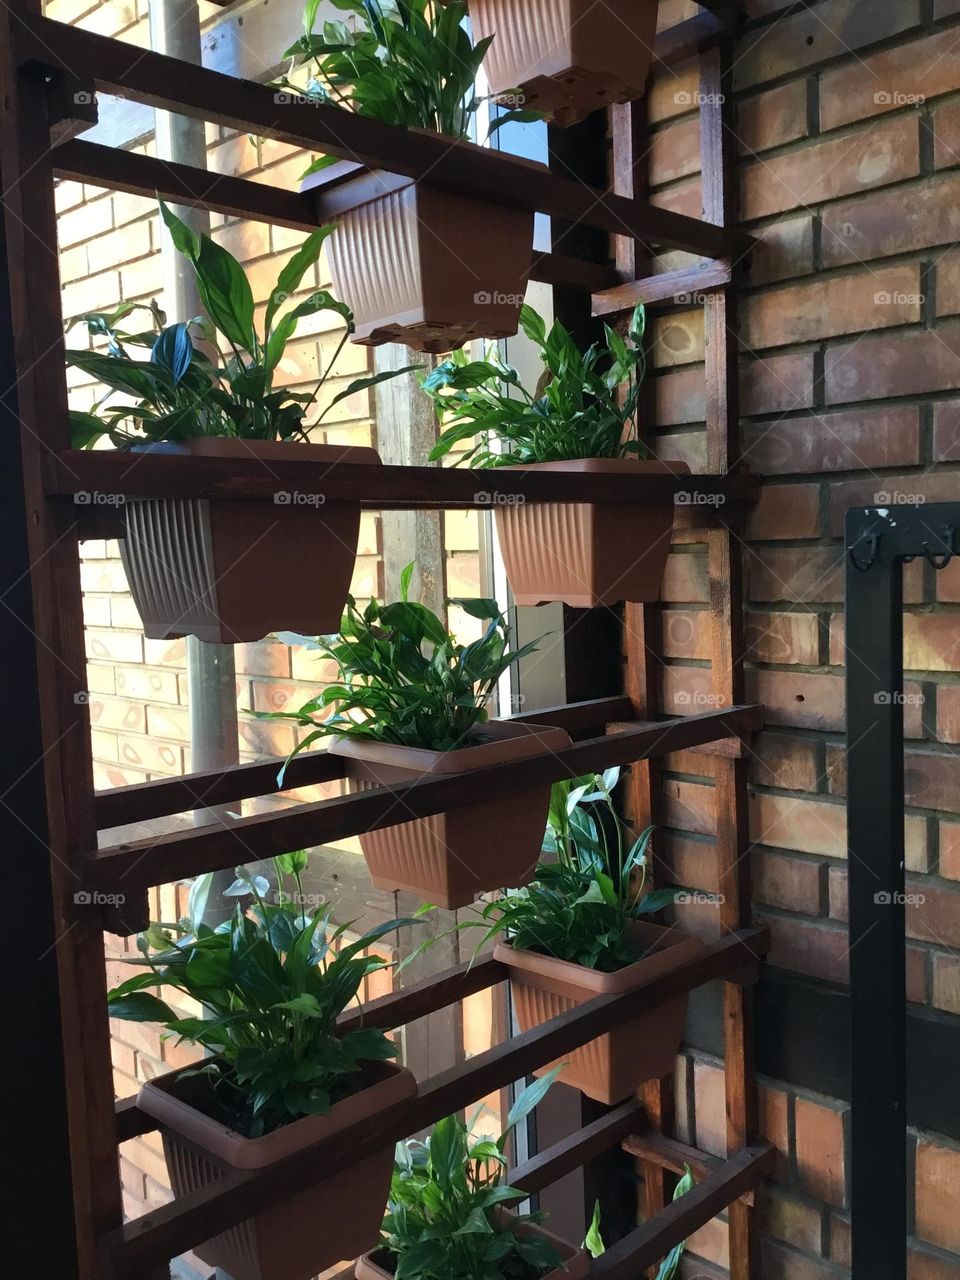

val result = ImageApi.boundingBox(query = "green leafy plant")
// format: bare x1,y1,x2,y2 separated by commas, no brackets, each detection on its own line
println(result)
380,1070,563,1280
65,202,414,449
584,1166,695,1280
107,853,419,1137
468,767,684,972
424,303,651,467
281,0,539,179
262,562,541,770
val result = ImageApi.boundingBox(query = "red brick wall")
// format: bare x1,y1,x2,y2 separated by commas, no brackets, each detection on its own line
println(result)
648,2,960,1275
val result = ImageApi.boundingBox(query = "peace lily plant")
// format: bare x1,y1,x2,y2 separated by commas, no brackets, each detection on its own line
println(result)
65,202,414,644
109,854,422,1280
262,565,569,909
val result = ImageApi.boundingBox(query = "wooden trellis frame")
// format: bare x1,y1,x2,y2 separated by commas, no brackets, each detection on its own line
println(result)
0,1,765,1276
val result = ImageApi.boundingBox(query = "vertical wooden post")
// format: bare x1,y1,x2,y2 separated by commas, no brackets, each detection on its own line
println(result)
700,43,759,1280
0,4,125,1272
612,97,676,1270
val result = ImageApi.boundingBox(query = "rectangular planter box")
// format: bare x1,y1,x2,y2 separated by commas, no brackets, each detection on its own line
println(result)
330,720,571,909
138,1060,417,1280
495,921,704,1105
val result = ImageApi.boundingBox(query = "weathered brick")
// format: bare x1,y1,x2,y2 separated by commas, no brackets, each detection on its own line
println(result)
734,0,921,90
910,1247,960,1280
742,118,920,219
662,551,708,603
744,406,922,474
821,28,960,132
743,264,922,349
118,735,184,775
663,776,716,835
742,353,816,415
651,309,703,368
760,1084,791,1182
903,613,960,673
932,951,960,1015
822,171,960,266
747,547,844,604
753,848,824,913
906,882,960,948
761,1185,824,1253
757,910,850,983
749,214,816,285
745,611,820,665
738,80,810,154
747,670,845,732
827,321,960,404
933,98,960,170
693,1059,727,1158
662,609,709,660
916,1139,960,1251
745,484,821,540
88,697,146,734
85,629,143,664
750,791,846,858
940,820,960,879
750,732,821,792
647,60,699,124
649,116,701,186
795,1097,847,1207
938,253,960,317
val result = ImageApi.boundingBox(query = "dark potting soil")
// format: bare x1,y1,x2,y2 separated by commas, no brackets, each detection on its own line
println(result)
369,1246,554,1280
184,1071,362,1139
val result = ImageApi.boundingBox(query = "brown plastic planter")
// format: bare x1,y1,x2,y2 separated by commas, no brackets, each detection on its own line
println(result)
356,1210,589,1280
301,150,536,353
494,459,690,608
329,720,571,909
120,439,379,643
495,921,705,1105
469,0,659,127
138,1059,417,1280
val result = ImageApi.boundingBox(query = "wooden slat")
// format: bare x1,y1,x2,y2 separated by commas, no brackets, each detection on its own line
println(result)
45,449,760,508
100,927,769,1276
623,1131,756,1208
337,954,505,1034
95,696,634,829
653,11,734,68
510,1101,648,1198
16,15,746,258
592,260,733,317
88,705,761,893
591,1144,775,1280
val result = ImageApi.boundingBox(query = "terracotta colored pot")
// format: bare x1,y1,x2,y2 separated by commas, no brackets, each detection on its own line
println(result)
138,1060,417,1280
329,720,571,909
494,459,690,608
301,151,536,353
356,1210,589,1280
469,0,660,127
120,439,379,643
495,921,705,1105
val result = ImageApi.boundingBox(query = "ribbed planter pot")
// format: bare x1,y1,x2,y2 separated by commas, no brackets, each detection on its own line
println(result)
495,921,705,1105
494,459,690,608
329,720,571,909
120,439,379,643
138,1060,417,1280
300,149,536,353
469,0,659,127
356,1210,589,1280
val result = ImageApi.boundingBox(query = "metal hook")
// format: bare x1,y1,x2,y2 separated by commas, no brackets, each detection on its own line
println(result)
848,533,880,573
920,525,959,571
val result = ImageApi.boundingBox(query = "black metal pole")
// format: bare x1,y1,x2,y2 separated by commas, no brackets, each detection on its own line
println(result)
845,507,908,1280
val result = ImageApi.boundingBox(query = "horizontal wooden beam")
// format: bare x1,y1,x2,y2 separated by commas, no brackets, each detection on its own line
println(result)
653,10,735,68
53,139,620,295
592,1143,775,1280
46,450,760,508
101,927,769,1276
18,15,748,258
592,261,733,318
623,1129,757,1207
511,1100,648,1198
337,954,505,1035
95,696,634,829
87,705,761,893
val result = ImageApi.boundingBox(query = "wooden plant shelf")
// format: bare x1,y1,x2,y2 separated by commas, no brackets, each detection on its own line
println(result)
89,704,760,894
48,449,758,511
103,927,770,1278
96,695,635,828
17,15,750,259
